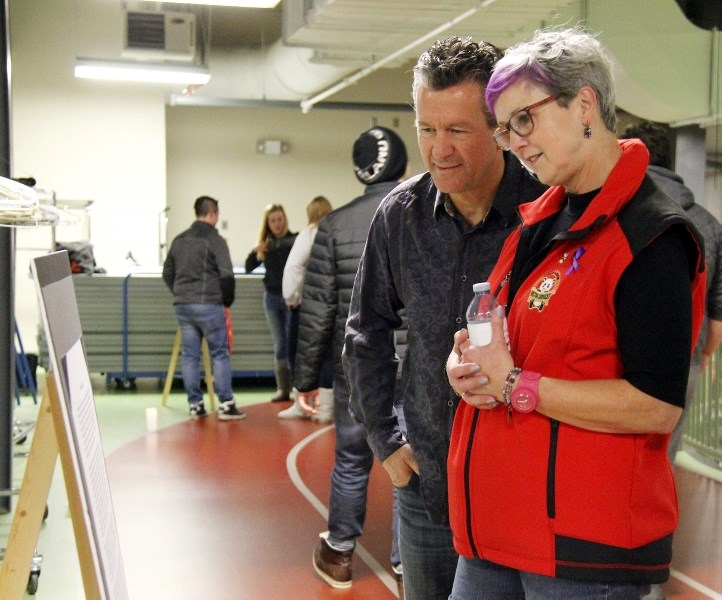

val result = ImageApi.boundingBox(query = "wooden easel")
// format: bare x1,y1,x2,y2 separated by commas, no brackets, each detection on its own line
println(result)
160,328,216,409
0,375,102,600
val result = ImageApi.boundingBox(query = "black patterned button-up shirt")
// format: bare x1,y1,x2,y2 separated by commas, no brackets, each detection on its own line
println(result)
343,153,547,524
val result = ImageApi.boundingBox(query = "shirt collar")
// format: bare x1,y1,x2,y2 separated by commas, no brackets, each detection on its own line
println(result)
432,152,531,226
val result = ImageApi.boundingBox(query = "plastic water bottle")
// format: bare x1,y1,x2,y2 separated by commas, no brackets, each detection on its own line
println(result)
466,282,498,346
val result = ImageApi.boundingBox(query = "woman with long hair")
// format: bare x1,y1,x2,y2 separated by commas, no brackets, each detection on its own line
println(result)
245,203,297,402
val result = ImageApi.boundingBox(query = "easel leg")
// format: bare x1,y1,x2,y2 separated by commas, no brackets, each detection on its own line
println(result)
0,389,57,600
162,329,216,411
161,329,181,407
201,339,216,411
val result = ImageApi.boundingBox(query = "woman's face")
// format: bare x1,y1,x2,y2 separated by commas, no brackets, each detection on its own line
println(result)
494,81,587,191
267,209,287,237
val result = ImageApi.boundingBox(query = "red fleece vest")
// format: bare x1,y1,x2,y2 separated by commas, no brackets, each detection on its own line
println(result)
447,140,706,584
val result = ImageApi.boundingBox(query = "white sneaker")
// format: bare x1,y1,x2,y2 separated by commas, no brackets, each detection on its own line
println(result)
312,388,334,424
278,394,310,420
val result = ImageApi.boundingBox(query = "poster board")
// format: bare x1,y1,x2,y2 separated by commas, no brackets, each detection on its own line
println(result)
25,250,128,599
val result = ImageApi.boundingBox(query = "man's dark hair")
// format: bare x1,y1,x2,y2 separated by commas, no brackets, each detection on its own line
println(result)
194,195,219,217
412,36,503,126
620,121,673,170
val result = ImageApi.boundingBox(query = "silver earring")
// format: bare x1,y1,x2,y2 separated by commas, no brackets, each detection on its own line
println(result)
584,125,592,139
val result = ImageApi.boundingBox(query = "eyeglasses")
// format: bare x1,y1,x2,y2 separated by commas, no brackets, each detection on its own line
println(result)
493,96,557,150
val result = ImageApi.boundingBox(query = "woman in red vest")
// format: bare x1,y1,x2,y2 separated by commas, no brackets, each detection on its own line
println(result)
445,27,706,599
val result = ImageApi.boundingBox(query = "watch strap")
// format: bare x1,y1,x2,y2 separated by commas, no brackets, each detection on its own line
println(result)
510,370,541,413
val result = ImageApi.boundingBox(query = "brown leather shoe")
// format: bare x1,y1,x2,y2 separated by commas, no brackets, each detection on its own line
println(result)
312,531,352,589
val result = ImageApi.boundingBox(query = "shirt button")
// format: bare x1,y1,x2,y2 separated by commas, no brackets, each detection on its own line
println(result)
448,399,454,407
455,316,463,324
460,275,467,282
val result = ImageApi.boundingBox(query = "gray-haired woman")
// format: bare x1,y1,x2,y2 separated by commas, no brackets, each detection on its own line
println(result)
446,27,706,599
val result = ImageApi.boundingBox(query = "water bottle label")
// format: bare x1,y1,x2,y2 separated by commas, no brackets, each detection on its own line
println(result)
468,321,492,346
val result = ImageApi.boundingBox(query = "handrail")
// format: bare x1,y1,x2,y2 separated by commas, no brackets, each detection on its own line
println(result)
683,350,722,467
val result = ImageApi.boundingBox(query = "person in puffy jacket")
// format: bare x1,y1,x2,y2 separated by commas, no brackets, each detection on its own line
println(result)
279,195,333,421
294,127,408,594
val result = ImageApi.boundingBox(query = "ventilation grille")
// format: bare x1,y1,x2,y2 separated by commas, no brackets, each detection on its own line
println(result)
124,11,197,62
127,12,166,50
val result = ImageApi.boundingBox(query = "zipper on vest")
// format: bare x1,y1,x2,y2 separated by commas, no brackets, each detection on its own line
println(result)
547,419,559,519
464,409,481,558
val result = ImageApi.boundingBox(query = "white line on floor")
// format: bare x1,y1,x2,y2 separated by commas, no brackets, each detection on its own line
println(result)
671,568,722,599
286,424,399,597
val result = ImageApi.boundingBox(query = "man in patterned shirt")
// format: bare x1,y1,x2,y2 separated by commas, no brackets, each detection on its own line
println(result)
343,37,547,600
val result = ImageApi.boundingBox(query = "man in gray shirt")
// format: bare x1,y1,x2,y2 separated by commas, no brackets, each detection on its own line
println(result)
163,195,245,420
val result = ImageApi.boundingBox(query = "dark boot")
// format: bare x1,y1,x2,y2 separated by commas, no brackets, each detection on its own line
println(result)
270,364,292,402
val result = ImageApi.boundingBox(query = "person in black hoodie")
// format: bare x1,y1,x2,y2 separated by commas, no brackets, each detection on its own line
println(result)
245,203,297,401
163,195,245,420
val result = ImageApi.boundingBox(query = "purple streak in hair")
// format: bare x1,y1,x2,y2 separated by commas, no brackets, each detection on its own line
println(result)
485,61,554,118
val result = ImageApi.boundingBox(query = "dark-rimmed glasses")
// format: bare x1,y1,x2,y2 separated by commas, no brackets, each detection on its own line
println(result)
492,96,557,151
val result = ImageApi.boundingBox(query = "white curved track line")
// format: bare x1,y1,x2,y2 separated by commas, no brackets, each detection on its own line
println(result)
288,429,722,599
670,568,722,599
286,425,399,597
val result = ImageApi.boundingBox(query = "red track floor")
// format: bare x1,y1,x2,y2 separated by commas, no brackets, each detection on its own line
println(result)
106,402,722,599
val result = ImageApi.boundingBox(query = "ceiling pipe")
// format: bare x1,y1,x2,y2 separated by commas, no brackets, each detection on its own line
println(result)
299,0,498,113
185,41,356,102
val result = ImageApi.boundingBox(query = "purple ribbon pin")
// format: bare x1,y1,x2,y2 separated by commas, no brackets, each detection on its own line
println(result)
565,247,586,276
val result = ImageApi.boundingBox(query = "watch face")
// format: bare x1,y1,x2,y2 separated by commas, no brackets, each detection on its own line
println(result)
513,392,535,413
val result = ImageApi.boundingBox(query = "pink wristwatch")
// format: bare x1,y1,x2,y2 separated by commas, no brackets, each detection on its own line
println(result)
510,370,541,413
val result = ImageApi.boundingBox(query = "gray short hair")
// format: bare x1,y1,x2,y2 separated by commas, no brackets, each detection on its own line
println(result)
486,28,617,133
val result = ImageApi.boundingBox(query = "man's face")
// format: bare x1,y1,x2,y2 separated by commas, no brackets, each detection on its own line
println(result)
415,80,501,203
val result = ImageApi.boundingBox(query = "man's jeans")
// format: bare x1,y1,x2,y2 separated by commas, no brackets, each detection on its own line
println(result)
174,303,233,404
327,396,404,566
451,556,647,600
397,480,457,600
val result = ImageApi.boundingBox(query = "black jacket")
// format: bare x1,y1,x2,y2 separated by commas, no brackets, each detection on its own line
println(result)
294,180,400,399
244,231,297,294
162,221,235,306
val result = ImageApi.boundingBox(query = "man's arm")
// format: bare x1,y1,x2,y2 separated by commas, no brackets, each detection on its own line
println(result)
161,244,175,291
342,210,404,463
701,319,722,370
701,217,722,369
214,236,235,307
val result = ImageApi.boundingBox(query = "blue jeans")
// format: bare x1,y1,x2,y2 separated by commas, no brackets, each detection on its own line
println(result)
174,303,233,405
263,290,291,366
397,480,457,600
327,396,404,567
287,305,300,373
451,557,647,599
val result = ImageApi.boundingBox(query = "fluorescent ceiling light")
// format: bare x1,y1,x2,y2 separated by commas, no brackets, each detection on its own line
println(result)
135,0,281,6
74,59,211,85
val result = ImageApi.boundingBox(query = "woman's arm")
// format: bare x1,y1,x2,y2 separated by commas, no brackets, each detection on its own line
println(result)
446,318,682,434
447,228,693,435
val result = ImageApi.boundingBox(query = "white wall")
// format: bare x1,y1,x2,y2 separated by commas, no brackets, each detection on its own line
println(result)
10,0,169,352
165,105,419,265
8,0,419,353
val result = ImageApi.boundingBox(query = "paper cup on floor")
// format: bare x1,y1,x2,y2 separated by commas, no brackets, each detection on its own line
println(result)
146,407,158,432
